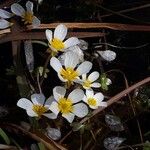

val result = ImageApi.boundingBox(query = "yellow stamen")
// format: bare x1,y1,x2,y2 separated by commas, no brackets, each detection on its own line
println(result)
32,105,48,117
60,67,78,82
83,79,91,88
58,98,73,114
87,98,97,106
50,38,65,51
22,12,34,24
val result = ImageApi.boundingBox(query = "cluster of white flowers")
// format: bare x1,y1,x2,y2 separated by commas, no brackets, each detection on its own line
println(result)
0,1,40,29
17,24,114,123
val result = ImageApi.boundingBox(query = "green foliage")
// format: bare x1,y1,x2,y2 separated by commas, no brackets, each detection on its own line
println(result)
0,128,10,145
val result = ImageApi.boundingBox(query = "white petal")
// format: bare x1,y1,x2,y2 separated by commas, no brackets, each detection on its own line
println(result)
64,51,79,69
43,113,57,119
54,24,67,41
31,93,45,105
98,50,116,61
0,9,13,19
26,108,37,117
58,73,67,82
32,16,41,27
88,71,99,82
91,82,101,88
106,78,112,85
26,1,33,12
86,89,94,98
64,37,80,48
68,89,84,103
82,74,87,80
17,98,33,110
45,29,52,42
62,113,75,123
49,101,59,116
53,86,66,101
50,57,62,73
11,3,25,17
73,103,88,118
0,19,11,29
76,61,92,76
93,93,104,102
45,96,54,107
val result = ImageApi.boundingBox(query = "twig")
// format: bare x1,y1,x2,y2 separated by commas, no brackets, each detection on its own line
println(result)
60,77,150,143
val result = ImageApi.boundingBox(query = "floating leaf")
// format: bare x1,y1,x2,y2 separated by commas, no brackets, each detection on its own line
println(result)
105,114,124,131
24,40,34,72
46,127,61,141
0,128,10,145
104,137,125,150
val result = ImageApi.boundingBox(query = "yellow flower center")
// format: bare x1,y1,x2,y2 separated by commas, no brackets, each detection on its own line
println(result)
87,98,97,106
50,38,65,51
32,105,48,117
83,79,92,88
60,67,78,82
22,12,34,24
58,98,73,114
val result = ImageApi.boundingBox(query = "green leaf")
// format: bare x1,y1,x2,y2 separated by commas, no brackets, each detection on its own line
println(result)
38,142,46,150
0,128,10,145
143,141,150,150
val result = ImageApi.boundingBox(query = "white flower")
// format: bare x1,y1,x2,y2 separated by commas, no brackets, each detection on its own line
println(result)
11,1,40,27
45,24,80,53
0,9,13,29
49,86,88,123
98,50,116,61
76,71,101,90
50,51,92,85
58,46,84,66
17,93,57,119
83,89,107,109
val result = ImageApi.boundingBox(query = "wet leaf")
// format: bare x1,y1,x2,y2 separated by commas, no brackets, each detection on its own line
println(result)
104,137,125,150
46,127,61,141
105,114,124,131
24,40,34,72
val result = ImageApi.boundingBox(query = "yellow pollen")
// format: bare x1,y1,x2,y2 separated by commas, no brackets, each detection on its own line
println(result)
83,79,92,88
87,98,97,106
58,98,73,114
32,105,48,117
50,38,65,51
22,12,34,24
60,67,78,82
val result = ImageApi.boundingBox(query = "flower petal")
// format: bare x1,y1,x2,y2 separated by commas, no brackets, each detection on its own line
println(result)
58,73,67,82
46,29,52,42
0,19,11,29
45,96,54,107
49,101,59,116
68,89,84,103
88,71,99,82
50,57,62,73
31,93,45,105
64,51,79,69
64,37,80,48
26,1,33,12
106,78,112,85
76,61,92,76
54,24,67,41
82,74,87,80
17,98,33,110
62,113,75,123
11,3,25,17
73,103,88,118
43,113,57,119
32,16,41,27
26,108,37,117
93,93,104,102
91,82,101,88
53,86,66,101
86,89,94,98
0,9,13,19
